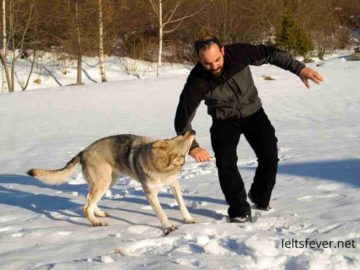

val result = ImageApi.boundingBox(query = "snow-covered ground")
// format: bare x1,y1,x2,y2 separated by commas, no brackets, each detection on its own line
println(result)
0,54,359,269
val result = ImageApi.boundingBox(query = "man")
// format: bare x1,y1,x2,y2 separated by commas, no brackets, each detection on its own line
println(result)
174,36,323,223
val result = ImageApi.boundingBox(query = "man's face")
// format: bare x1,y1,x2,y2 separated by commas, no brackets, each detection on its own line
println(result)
198,45,225,77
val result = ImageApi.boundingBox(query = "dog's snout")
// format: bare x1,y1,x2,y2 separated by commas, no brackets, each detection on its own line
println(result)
184,130,196,137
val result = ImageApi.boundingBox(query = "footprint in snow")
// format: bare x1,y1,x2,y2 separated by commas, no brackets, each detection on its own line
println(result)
297,193,343,201
179,160,216,180
173,258,204,267
296,183,347,201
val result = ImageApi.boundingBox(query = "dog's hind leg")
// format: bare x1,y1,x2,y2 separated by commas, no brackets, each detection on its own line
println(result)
170,178,196,224
93,205,108,217
85,191,108,218
92,170,120,218
83,195,108,218
143,188,175,235
83,164,112,226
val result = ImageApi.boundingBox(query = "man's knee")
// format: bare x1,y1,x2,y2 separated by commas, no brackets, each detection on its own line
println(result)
258,155,279,167
215,154,238,169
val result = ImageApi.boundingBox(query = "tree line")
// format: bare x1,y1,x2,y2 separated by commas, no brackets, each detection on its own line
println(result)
1,0,359,92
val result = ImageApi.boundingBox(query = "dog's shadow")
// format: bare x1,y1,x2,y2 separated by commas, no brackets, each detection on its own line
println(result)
0,174,88,226
0,174,226,226
110,187,226,221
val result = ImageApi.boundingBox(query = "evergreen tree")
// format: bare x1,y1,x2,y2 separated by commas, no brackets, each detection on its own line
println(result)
276,12,313,58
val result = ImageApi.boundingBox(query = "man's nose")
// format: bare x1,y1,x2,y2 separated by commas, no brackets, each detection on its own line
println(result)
210,64,218,70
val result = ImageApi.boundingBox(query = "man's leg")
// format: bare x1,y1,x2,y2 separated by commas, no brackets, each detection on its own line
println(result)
244,110,279,208
210,120,251,218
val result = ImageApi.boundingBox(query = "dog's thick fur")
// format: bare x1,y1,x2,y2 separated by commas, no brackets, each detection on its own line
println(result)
27,131,196,234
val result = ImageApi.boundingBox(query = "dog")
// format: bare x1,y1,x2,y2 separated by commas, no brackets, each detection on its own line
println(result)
27,130,196,235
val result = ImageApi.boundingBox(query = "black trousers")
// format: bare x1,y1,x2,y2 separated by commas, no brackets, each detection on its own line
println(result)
210,108,279,217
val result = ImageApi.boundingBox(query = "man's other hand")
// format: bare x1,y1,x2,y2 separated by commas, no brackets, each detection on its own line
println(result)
299,67,324,89
189,147,211,162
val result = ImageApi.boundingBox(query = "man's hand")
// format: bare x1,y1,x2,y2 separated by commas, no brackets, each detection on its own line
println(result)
299,67,324,89
189,147,211,162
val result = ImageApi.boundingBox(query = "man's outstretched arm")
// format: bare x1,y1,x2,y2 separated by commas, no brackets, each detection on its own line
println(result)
238,44,324,88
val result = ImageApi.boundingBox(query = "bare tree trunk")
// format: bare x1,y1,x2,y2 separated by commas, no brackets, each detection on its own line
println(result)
0,53,11,91
10,50,15,92
98,0,106,82
157,0,162,77
9,0,15,92
1,0,7,93
21,50,36,91
74,0,82,85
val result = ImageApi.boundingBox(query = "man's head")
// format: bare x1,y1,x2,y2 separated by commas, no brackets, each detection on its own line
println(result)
194,36,224,77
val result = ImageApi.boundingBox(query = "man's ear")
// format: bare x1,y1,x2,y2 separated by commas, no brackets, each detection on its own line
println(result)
221,46,225,55
152,140,168,149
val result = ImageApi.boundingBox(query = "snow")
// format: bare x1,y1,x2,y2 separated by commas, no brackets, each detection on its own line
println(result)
0,54,359,269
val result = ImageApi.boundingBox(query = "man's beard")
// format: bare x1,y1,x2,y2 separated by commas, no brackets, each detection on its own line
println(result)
211,67,223,77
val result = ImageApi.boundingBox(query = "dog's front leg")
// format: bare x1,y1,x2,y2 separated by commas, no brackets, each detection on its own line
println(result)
144,190,176,235
170,179,196,224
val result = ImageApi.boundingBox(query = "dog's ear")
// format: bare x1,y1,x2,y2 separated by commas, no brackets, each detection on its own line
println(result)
172,155,185,166
152,140,168,149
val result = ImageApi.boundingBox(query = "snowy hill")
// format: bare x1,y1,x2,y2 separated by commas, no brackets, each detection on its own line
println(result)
0,56,359,269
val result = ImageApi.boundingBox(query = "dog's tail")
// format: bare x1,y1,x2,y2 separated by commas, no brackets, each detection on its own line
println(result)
27,153,82,185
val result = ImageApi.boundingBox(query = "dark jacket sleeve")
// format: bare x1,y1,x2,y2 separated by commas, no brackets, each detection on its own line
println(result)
174,73,204,151
235,44,306,76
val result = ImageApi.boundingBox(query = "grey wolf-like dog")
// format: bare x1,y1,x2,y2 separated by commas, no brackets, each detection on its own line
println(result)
27,131,196,234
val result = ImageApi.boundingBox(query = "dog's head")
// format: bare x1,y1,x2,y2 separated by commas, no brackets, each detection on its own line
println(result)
151,130,195,172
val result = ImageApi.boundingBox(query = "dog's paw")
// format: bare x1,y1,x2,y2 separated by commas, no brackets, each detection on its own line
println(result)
95,211,109,218
92,221,108,227
164,225,177,235
184,218,197,224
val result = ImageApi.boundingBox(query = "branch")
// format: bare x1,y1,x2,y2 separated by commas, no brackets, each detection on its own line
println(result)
163,17,185,34
149,0,159,16
18,0,37,55
21,50,37,91
163,1,212,27
164,0,181,25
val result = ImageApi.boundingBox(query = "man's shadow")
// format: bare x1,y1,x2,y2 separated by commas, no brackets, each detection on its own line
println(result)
243,158,360,188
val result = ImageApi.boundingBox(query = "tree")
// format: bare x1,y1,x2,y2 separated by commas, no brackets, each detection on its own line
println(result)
98,0,106,82
276,11,313,58
74,0,83,85
149,0,210,77
1,0,7,93
0,0,38,92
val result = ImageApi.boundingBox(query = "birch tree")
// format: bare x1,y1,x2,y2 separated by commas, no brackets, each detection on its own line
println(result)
74,0,83,85
149,0,211,77
0,0,37,92
1,0,7,93
98,0,106,82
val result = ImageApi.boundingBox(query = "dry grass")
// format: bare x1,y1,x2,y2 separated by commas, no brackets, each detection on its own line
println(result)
262,75,275,80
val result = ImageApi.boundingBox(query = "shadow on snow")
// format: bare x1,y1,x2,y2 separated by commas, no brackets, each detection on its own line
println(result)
243,158,360,188
0,158,358,224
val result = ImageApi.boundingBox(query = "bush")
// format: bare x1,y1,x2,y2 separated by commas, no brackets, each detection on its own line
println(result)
276,12,313,58
114,29,157,62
